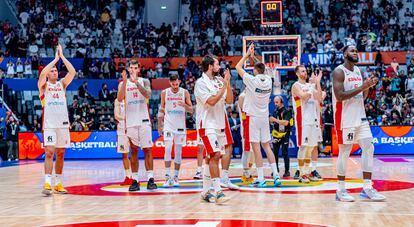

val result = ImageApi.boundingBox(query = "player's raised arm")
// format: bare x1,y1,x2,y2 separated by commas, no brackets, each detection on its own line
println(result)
117,70,127,102
59,44,76,89
38,46,60,92
236,44,254,78
291,83,311,102
332,68,377,102
136,78,152,99
223,69,234,104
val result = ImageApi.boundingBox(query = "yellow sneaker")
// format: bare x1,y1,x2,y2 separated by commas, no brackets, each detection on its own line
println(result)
42,182,53,196
54,183,67,194
241,175,254,185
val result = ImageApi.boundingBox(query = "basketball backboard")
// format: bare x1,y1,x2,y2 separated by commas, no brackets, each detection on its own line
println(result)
242,35,301,70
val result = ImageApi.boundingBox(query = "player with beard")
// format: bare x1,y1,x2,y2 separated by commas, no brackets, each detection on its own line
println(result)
195,55,233,203
332,45,386,202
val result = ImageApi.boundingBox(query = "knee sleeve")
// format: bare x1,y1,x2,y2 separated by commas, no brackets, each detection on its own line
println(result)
297,146,307,160
241,151,251,169
337,144,353,176
164,140,173,162
360,138,374,173
174,144,183,164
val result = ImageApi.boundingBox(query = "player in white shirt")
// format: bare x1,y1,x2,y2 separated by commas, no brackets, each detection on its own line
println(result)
38,44,76,196
114,98,133,186
292,67,325,183
332,45,385,202
238,90,255,185
235,44,282,187
117,60,157,191
195,55,233,204
158,74,193,187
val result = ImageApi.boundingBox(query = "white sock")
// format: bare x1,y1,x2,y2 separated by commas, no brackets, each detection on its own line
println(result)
197,166,203,172
147,170,154,180
124,169,131,178
55,174,62,184
257,167,264,181
270,163,279,177
338,180,345,190
298,165,304,176
45,174,52,184
165,167,171,176
174,169,179,177
202,164,211,194
132,172,139,181
212,178,221,193
312,161,317,172
222,169,229,181
363,179,372,190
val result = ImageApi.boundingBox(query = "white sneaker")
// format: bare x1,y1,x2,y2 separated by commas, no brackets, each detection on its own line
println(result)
15,158,19,161
173,176,180,187
7,159,11,161
360,188,386,201
336,189,355,202
193,171,203,179
163,175,173,187
220,178,240,190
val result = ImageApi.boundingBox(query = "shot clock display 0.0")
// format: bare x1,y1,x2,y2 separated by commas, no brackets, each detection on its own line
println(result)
260,1,283,25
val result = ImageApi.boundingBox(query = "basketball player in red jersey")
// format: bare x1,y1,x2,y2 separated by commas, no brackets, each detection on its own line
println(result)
38,44,76,195
332,45,385,202
117,60,157,191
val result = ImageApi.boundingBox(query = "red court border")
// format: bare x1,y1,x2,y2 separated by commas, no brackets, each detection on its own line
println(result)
43,218,329,227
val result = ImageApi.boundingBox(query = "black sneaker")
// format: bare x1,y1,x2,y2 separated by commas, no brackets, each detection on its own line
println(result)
311,170,322,179
147,178,158,190
283,171,290,177
128,180,140,191
293,170,300,179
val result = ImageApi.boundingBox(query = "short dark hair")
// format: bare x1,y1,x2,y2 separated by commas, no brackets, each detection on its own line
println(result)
294,65,305,73
169,74,180,81
254,62,265,74
129,60,139,66
201,55,216,72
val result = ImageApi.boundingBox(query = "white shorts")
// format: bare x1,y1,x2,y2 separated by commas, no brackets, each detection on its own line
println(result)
164,130,186,145
43,128,70,148
246,115,271,143
297,124,322,147
338,122,373,145
126,125,153,148
199,128,226,155
117,134,130,153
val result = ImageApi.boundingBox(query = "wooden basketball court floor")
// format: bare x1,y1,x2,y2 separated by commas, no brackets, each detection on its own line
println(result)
1,156,414,227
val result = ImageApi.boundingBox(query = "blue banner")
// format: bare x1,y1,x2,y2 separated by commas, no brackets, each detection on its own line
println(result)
353,126,414,155
301,52,376,66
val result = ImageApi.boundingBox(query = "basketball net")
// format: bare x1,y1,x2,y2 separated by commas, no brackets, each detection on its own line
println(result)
265,63,281,95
